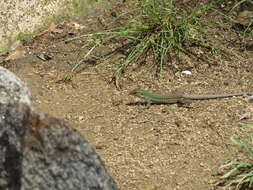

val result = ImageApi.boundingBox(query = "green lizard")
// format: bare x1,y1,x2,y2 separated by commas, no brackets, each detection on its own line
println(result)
130,88,251,105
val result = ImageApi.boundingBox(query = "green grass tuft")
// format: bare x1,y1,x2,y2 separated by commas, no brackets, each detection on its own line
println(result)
219,123,253,189
69,0,226,74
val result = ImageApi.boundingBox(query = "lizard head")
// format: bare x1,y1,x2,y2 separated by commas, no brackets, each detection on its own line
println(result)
129,88,145,96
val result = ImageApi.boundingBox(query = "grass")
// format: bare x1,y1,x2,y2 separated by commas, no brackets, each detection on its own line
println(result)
16,32,34,41
231,0,253,40
219,123,253,189
67,0,227,75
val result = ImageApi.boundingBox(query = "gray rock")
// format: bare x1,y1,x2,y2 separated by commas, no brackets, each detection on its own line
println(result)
0,66,32,105
0,102,29,190
22,110,118,190
0,67,118,190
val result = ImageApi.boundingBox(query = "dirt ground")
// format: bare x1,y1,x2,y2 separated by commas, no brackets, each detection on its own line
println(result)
1,1,253,189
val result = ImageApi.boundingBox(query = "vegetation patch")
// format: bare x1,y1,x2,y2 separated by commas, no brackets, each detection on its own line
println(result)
218,123,253,189
67,0,246,75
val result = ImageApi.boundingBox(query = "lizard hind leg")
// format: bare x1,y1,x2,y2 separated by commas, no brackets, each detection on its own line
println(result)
145,101,151,109
178,98,192,108
167,90,190,105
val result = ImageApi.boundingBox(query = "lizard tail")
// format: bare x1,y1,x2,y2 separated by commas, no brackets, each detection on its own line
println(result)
183,93,246,100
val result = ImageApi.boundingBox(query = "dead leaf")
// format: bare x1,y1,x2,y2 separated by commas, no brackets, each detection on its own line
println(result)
47,23,64,34
34,23,64,38
67,21,85,30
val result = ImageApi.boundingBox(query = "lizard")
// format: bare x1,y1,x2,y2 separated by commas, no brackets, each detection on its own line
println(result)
129,88,252,105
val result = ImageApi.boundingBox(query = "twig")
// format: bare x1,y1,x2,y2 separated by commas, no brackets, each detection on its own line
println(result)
71,45,97,72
